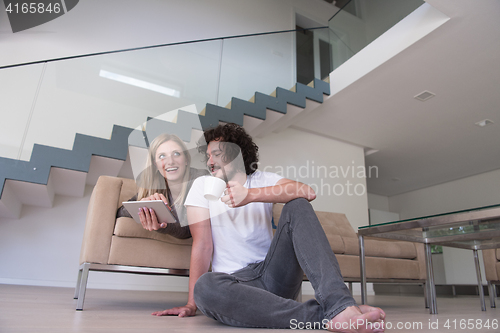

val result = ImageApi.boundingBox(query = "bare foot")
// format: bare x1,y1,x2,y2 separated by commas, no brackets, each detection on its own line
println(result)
358,304,385,320
326,305,385,333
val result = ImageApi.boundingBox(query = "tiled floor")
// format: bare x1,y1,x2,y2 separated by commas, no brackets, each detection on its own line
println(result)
0,284,498,332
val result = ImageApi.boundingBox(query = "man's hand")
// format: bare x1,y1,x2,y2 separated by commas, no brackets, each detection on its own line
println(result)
152,304,197,317
138,193,171,231
221,181,249,208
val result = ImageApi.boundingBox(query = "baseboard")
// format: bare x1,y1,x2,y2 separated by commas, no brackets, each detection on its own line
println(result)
301,281,375,296
374,283,500,297
0,274,189,292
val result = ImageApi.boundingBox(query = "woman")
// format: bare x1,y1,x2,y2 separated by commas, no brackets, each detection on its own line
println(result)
117,133,208,239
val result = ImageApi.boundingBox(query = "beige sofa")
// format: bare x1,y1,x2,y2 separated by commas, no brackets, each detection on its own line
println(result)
75,176,192,310
76,176,426,310
483,249,500,307
272,204,427,288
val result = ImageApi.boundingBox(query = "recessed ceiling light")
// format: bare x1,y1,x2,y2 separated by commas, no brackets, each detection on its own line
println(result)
475,119,494,127
414,90,435,102
99,69,180,98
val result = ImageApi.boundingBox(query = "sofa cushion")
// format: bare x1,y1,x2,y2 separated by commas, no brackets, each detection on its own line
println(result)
325,234,345,254
497,248,500,261
114,217,193,246
342,237,417,259
336,255,421,280
315,211,358,239
365,237,417,259
108,236,191,270
343,237,360,255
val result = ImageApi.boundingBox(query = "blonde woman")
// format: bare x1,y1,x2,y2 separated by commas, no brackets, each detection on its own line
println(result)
117,133,208,238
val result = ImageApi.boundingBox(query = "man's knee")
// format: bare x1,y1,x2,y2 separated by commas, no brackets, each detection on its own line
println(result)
194,272,229,309
194,273,214,307
281,197,313,215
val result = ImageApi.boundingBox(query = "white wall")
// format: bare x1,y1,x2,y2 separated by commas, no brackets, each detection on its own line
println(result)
367,193,390,211
389,168,500,284
255,127,369,229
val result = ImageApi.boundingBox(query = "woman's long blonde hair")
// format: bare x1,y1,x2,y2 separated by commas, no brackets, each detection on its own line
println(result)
137,133,191,208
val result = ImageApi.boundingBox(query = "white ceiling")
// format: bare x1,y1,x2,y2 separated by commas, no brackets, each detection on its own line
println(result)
294,0,500,197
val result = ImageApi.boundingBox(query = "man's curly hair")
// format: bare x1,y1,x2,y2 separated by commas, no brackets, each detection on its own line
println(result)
198,123,259,175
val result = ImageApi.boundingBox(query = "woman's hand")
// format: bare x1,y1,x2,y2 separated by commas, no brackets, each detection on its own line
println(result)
221,181,249,208
138,193,171,231
141,193,169,204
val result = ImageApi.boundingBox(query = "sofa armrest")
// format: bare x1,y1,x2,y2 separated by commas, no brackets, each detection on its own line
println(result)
483,249,499,282
361,235,427,280
79,176,126,265
415,242,427,280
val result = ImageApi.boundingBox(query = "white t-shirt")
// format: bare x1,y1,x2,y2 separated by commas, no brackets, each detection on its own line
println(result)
184,170,283,273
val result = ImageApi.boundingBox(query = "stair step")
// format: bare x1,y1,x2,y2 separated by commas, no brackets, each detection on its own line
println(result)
86,156,126,186
0,181,24,219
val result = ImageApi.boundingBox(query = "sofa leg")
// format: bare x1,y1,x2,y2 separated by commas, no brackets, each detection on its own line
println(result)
348,282,353,295
296,284,302,303
76,263,90,311
488,282,496,308
74,267,83,299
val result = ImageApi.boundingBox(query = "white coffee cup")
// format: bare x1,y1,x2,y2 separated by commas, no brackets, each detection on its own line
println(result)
204,176,227,201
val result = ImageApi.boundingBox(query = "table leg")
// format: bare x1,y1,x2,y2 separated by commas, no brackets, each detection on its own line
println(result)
423,282,429,308
424,244,437,314
359,234,367,305
473,249,486,311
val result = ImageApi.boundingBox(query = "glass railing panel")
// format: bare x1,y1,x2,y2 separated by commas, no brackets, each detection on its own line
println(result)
218,31,296,106
329,0,424,70
3,27,333,163
17,40,222,161
0,64,45,160
314,28,333,82
295,28,332,85
328,27,355,71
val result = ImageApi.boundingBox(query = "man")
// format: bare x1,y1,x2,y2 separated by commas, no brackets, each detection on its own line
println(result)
153,123,385,333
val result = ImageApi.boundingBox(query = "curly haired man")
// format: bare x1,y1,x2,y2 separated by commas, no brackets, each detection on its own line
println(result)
153,123,385,333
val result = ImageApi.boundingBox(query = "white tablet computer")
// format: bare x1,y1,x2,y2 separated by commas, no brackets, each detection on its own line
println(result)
122,200,178,224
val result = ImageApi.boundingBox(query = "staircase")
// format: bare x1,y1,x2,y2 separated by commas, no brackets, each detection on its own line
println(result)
0,79,330,219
